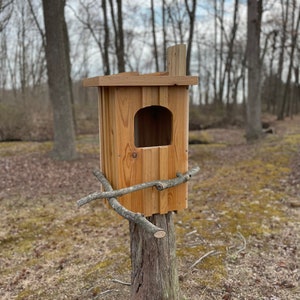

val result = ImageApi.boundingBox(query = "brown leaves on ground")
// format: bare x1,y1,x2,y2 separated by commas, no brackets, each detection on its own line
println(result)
0,117,300,299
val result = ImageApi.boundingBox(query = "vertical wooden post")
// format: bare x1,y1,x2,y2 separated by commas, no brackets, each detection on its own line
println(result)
130,213,179,299
129,44,187,300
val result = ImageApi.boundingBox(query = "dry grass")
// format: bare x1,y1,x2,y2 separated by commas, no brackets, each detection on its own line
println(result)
0,116,299,299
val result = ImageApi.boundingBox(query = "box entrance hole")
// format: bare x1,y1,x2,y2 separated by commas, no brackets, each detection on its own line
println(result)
134,106,172,147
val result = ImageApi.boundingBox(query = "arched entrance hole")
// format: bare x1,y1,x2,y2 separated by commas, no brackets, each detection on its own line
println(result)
134,106,172,147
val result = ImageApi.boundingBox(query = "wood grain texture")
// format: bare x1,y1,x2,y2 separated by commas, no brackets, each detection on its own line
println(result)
98,85,189,216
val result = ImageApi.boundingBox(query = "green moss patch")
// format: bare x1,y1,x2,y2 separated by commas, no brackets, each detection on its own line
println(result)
177,131,300,290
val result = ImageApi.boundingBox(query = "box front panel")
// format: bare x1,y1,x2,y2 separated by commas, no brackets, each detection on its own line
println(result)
101,86,188,216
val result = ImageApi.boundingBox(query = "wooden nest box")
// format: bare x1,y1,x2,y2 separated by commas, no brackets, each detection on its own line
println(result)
83,45,198,216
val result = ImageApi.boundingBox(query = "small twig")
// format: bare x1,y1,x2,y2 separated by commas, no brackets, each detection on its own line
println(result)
186,229,197,236
95,289,117,299
112,279,131,286
98,289,114,295
235,231,247,255
189,250,219,270
77,166,200,207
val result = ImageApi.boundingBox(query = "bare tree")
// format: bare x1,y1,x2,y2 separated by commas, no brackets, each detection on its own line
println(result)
109,0,125,72
278,0,300,120
0,0,13,32
218,0,225,104
185,0,197,75
102,0,110,75
42,0,77,160
276,0,290,117
213,0,218,103
246,0,263,141
166,1,186,45
151,0,159,72
224,0,239,107
162,0,167,70
69,1,108,74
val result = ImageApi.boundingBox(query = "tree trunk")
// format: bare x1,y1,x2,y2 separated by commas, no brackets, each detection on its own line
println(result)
278,0,300,120
42,0,77,160
102,0,110,75
185,0,196,75
276,0,289,119
151,0,159,72
245,0,262,141
129,212,179,300
162,0,167,71
109,0,125,73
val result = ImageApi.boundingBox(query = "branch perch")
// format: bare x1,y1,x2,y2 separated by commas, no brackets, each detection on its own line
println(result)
76,166,200,239
77,166,200,207
92,169,166,239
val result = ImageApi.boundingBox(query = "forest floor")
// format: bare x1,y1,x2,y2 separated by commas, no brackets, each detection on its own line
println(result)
0,115,299,300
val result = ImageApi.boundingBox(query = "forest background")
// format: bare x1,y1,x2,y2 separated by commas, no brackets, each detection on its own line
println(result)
0,0,299,144
1,1,300,299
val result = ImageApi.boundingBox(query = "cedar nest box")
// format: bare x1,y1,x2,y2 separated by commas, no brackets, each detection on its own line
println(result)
83,45,198,217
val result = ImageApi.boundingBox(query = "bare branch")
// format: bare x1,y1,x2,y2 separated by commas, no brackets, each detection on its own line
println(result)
77,166,200,238
235,231,247,255
112,279,131,286
189,250,219,270
91,170,166,239
77,166,200,207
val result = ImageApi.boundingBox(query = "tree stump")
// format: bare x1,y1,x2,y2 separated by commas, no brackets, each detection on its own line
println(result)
130,212,179,299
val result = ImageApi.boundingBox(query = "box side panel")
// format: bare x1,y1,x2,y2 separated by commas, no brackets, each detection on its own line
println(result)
167,86,189,212
158,87,170,214
99,87,119,210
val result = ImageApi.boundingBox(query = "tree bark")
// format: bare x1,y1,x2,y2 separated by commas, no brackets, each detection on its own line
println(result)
185,0,197,75
278,0,300,120
42,0,77,160
276,0,289,119
102,0,111,75
245,0,262,141
151,0,159,72
109,0,125,73
130,212,179,300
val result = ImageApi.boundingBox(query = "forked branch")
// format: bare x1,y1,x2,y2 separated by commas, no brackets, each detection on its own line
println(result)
77,166,200,207
77,167,200,239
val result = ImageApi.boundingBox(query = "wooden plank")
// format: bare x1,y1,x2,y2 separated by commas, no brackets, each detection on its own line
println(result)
158,87,170,214
108,88,118,193
114,87,149,212
142,87,159,107
168,87,189,211
159,147,169,214
142,148,159,216
159,86,168,107
141,72,168,76
83,75,198,87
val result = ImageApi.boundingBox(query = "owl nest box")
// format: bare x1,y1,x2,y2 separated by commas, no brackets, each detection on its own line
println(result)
83,45,198,216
